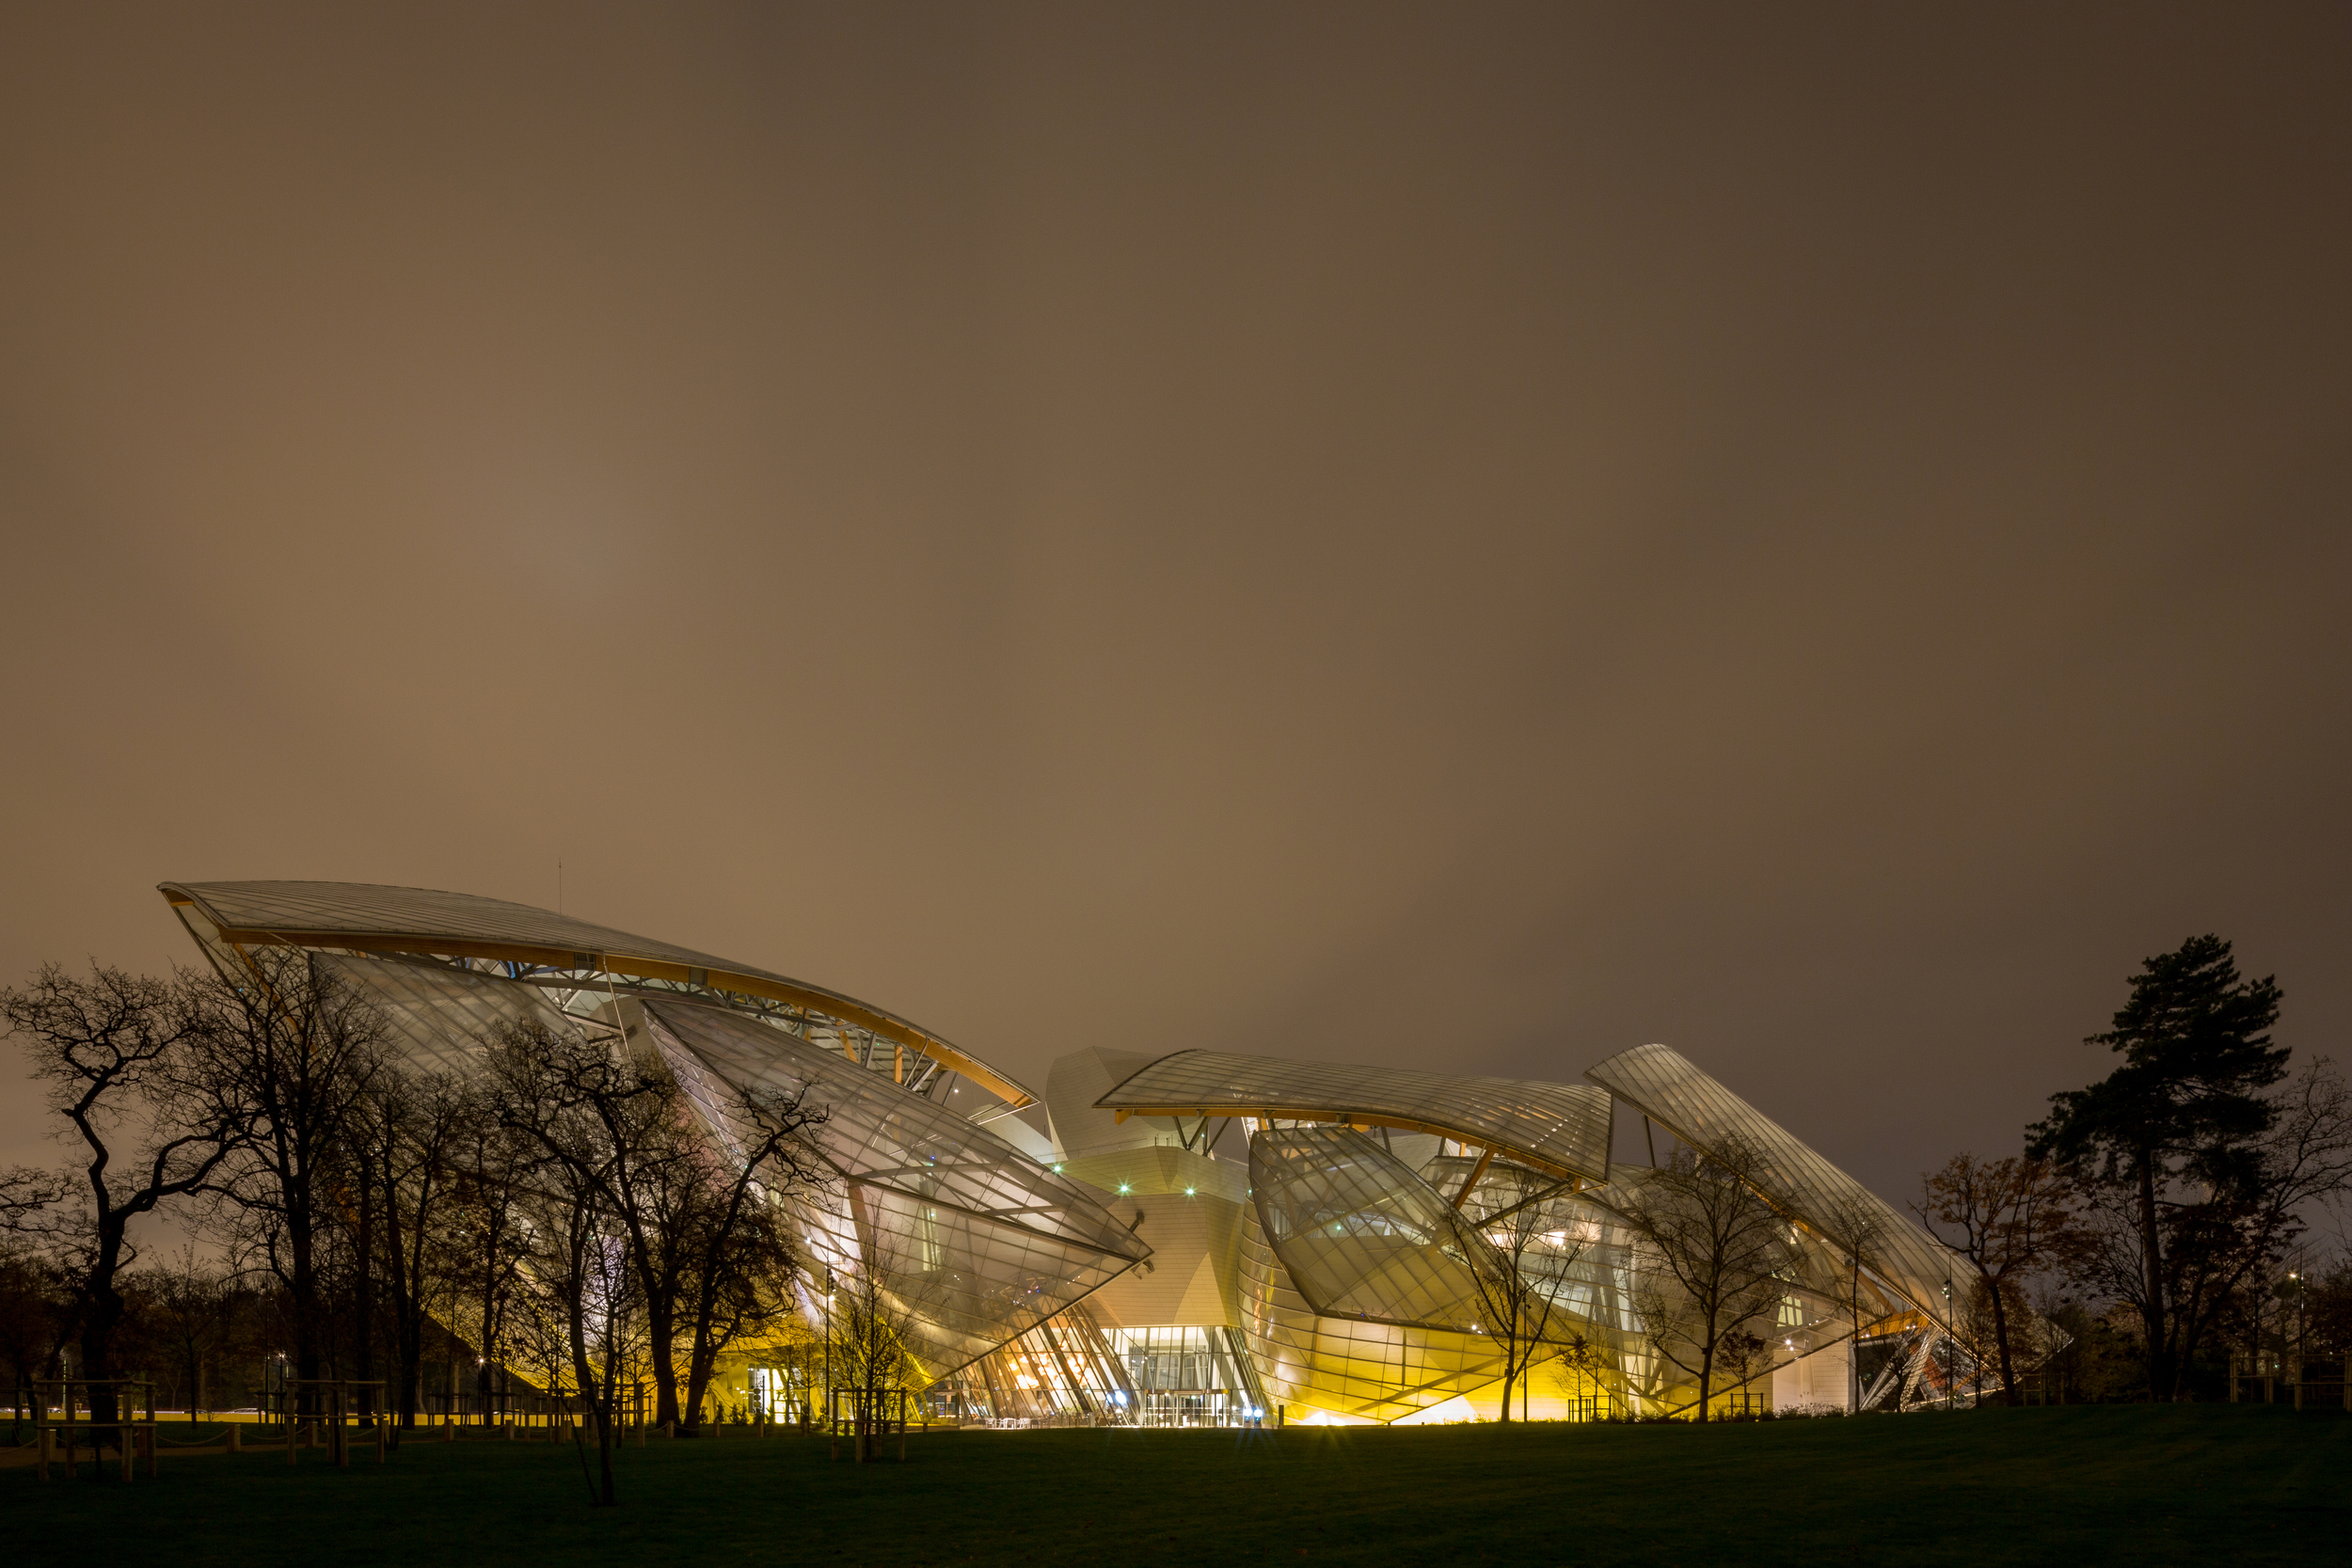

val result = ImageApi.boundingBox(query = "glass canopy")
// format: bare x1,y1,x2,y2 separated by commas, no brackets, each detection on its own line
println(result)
1097,1049,1613,1182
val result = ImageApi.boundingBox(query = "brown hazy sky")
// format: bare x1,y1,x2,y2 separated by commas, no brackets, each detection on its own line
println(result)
3,4,2348,1205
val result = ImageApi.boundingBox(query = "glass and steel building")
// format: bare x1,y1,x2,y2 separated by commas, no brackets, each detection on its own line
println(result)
158,879,1984,1425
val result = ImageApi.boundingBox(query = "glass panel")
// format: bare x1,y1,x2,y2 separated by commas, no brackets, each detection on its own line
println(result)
642,1000,1148,1381
315,952,582,1076
1098,1050,1613,1182
1585,1043,1959,1328
1238,1188,1506,1424
162,879,1037,1105
1250,1125,1501,1335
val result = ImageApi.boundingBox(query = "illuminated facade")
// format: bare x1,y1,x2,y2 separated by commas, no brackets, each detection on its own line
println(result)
158,880,1981,1426
156,880,1146,1404
1070,1043,1983,1424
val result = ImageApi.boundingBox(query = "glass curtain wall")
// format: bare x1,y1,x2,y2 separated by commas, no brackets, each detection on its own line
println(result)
641,1000,1150,1385
1108,1327,1265,1426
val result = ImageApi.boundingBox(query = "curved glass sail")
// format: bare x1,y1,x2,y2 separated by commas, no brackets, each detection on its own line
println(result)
640,1000,1148,1379
1099,1049,1611,1182
314,952,581,1076
1238,1195,1505,1424
1585,1043,1960,1331
160,879,1037,1108
1250,1125,1500,1334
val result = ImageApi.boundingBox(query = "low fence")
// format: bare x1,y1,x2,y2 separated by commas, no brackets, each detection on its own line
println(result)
2233,1376,2349,1409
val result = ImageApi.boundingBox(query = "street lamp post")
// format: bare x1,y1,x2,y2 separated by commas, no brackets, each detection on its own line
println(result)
2287,1269,2305,1409
1940,1281,1954,1409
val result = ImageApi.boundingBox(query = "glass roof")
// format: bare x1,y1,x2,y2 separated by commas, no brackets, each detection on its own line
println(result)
167,879,749,974
159,879,1034,1107
1096,1049,1613,1182
1585,1042,1960,1327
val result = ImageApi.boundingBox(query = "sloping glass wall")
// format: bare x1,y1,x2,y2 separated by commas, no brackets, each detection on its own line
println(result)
641,1000,1149,1382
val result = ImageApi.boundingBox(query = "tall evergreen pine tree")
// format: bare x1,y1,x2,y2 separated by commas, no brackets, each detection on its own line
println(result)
2029,934,2285,1399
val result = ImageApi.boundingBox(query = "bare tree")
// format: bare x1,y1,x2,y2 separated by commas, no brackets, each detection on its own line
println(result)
357,1064,475,1434
0,1165,72,1227
1817,1192,1890,1414
1714,1325,1773,1413
2,964,244,1444
0,1171,72,1433
485,1019,677,1422
0,1237,70,1439
131,1243,234,1426
484,1016,818,1434
487,1019,666,1503
766,1317,826,1427
440,1096,533,1419
1612,1133,1791,1422
183,950,385,1414
678,1179,801,1426
1915,1153,2080,1404
1455,1163,1592,1422
1545,1329,1612,1416
674,1090,822,1430
830,1264,913,1462
511,1140,639,1505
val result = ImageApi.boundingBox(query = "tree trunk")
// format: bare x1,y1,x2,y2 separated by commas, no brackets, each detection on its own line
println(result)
2134,1153,2171,1400
564,1288,607,1507
1850,1259,1864,1414
354,1165,376,1422
1985,1269,2019,1405
380,1130,421,1434
292,1210,321,1413
82,1206,131,1462
476,1275,498,1425
394,1308,421,1433
645,1294,680,1428
684,1336,723,1434
81,1282,124,1463
601,1295,625,1505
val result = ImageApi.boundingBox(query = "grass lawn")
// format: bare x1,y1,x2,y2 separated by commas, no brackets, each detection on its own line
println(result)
8,1405,2349,1565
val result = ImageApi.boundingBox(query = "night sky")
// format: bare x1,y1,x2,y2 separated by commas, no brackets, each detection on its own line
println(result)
4,5,2347,1209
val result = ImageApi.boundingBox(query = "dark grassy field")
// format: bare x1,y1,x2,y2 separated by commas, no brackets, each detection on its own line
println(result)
8,1405,2348,1565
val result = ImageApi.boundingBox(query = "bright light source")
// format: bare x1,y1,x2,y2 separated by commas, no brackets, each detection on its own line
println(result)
1184,1187,1195,1196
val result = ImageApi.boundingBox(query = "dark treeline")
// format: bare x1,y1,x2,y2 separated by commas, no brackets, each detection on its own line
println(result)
0,955,822,1500
1917,934,2352,1405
